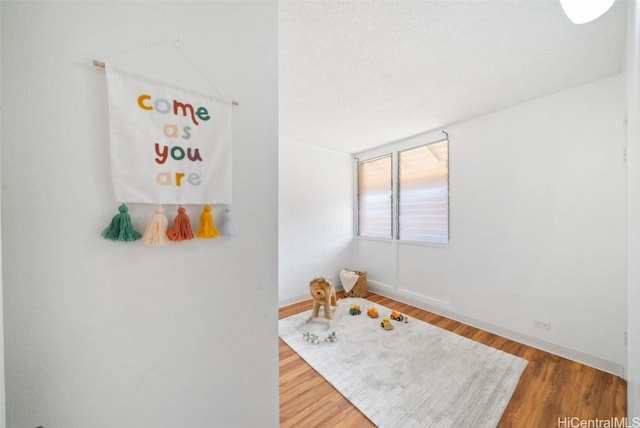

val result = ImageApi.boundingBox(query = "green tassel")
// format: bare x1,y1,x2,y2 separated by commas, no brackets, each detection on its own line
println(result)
101,203,142,242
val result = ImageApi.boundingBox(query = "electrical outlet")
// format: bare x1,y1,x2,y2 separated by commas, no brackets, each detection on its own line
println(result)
533,320,551,331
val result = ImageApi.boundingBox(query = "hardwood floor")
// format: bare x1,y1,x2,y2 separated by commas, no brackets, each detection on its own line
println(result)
279,293,627,427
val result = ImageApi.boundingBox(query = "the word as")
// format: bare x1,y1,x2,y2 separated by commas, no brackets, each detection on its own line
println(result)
163,124,191,140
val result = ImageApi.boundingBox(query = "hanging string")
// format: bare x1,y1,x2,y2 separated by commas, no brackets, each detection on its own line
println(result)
94,39,181,69
172,40,239,106
94,38,238,106
111,38,180,59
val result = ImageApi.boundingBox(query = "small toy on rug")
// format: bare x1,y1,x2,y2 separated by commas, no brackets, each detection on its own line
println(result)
349,304,362,315
390,310,405,322
367,307,379,318
303,331,337,344
306,277,338,323
380,317,394,330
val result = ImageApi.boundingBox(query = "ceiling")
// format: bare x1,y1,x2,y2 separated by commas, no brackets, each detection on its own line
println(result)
279,0,628,154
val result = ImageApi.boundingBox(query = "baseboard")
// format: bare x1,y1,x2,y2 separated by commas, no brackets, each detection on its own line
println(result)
279,293,312,307
368,280,453,310
366,281,625,378
279,286,348,308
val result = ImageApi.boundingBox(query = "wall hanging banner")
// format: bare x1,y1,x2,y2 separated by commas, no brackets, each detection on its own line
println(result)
105,66,232,204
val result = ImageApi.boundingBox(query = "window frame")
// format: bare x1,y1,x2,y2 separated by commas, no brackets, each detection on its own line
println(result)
355,133,449,245
356,154,393,239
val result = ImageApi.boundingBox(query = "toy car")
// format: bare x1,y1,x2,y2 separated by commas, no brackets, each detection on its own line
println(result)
380,317,394,330
367,307,379,318
349,305,361,315
390,310,404,322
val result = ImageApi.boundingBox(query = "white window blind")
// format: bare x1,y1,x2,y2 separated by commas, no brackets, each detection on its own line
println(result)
398,139,449,243
358,155,392,238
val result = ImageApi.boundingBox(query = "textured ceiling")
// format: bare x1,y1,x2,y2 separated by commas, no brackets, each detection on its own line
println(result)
279,0,628,154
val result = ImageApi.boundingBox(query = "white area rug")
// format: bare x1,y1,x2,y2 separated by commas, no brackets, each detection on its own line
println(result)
279,298,528,428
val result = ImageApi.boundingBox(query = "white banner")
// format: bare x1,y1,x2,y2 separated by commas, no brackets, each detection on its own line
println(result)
105,67,232,204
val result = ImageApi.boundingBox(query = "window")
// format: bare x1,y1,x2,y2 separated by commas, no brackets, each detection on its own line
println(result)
357,155,392,238
398,140,449,243
357,138,449,244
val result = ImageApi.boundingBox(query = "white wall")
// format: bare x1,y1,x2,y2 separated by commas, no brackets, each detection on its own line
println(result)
627,0,640,419
278,141,354,304
0,3,5,426
1,3,278,427
356,74,627,375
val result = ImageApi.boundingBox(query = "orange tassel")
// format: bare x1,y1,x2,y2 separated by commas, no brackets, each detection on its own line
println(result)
143,206,169,245
196,204,219,238
167,206,194,241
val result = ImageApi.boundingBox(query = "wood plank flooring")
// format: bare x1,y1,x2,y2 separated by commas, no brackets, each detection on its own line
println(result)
279,293,627,427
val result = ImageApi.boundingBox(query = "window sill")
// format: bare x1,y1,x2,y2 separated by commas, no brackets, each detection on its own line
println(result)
356,236,449,247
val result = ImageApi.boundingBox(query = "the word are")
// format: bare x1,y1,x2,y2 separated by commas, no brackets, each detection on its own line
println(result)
156,171,202,187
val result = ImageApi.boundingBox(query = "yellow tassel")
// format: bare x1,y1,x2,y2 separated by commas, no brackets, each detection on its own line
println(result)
196,204,219,239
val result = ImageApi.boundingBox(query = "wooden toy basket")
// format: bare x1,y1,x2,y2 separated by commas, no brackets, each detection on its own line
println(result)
345,270,368,298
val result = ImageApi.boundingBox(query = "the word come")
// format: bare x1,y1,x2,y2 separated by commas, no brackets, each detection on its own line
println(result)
138,94,210,126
